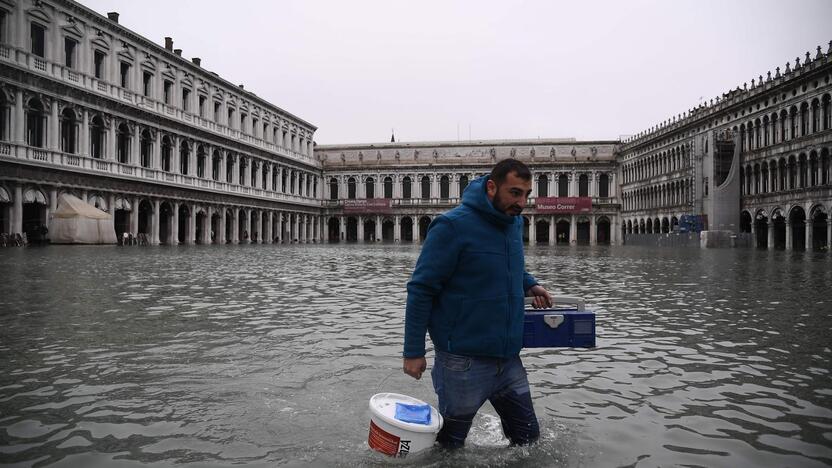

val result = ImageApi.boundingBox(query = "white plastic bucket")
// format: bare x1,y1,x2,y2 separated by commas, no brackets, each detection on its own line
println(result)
368,392,443,457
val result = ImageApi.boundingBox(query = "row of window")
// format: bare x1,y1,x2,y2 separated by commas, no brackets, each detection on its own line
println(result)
623,217,680,235
621,95,832,184
622,145,690,184
621,179,692,212
740,149,832,195
5,97,318,197
328,173,612,200
8,12,312,153
738,95,832,153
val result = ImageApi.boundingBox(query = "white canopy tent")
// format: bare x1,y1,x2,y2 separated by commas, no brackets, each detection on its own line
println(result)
49,194,117,244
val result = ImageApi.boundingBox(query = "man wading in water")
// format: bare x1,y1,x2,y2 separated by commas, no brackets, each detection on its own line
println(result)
403,158,553,448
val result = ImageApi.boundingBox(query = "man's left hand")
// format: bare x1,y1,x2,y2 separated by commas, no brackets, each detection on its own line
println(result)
526,284,553,309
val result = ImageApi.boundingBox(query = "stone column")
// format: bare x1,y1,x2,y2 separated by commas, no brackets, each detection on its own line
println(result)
171,201,180,245
152,132,161,170
767,220,774,250
339,215,346,241
219,207,226,244
256,211,263,243
49,99,59,150
188,205,197,244
246,208,254,243
549,215,555,246
301,215,307,243
13,90,24,143
219,152,226,183
264,164,272,192
590,215,597,246
131,127,140,166
317,216,323,242
232,208,240,244
131,196,140,236
265,211,273,244
107,122,118,161
80,109,89,157
806,219,813,251
394,215,401,242
589,172,597,198
172,135,181,176
357,215,365,242
206,207,214,244
292,213,300,241
49,188,58,227
570,214,577,244
11,185,22,235
151,199,161,245
785,221,792,250
375,215,382,242
244,159,253,187
529,215,536,244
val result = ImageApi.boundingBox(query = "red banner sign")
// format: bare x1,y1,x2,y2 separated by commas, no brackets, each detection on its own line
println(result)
343,199,392,214
534,197,592,214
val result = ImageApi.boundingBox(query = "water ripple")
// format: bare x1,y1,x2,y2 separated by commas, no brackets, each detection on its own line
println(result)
0,244,830,466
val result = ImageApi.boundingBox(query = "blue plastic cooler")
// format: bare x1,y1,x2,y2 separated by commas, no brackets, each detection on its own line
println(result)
523,296,596,348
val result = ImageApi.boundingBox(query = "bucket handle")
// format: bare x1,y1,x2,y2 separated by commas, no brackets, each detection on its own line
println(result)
524,295,585,311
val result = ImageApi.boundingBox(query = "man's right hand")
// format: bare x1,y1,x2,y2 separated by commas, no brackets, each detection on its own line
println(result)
403,357,427,380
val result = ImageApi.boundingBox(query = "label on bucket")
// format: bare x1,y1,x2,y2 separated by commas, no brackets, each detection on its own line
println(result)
369,420,411,457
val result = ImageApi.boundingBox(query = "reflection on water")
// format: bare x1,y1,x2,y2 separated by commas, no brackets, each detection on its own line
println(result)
0,244,830,467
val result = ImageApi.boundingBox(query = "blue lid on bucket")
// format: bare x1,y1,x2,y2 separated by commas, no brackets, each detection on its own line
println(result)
394,402,432,425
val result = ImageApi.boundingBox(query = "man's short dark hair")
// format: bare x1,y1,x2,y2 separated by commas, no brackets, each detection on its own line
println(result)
490,158,532,185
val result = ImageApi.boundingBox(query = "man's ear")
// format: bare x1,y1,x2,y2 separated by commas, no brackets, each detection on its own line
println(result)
486,179,497,198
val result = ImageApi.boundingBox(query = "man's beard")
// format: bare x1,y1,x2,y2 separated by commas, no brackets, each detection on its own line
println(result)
493,191,523,216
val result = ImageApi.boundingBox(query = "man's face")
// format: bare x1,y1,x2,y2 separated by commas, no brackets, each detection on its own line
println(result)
487,171,533,216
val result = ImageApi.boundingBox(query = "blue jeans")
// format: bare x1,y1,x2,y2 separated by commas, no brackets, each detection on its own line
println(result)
431,350,539,448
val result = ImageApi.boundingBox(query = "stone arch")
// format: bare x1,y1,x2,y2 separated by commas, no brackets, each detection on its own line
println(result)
327,216,340,242
596,216,611,245
809,204,828,251
381,216,395,241
418,215,431,241
400,216,414,242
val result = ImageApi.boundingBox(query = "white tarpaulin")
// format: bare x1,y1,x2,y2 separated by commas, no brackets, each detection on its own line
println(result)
49,194,117,244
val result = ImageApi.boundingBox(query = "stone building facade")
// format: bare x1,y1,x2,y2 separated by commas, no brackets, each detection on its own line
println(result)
617,43,832,250
0,0,325,245
316,140,621,245
0,0,829,251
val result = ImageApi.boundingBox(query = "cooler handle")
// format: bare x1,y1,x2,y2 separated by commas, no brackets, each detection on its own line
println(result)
524,295,585,312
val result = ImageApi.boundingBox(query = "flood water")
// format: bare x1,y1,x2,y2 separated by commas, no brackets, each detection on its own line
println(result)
0,244,830,467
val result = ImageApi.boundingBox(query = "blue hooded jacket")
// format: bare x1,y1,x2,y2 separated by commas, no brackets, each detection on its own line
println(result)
403,175,538,359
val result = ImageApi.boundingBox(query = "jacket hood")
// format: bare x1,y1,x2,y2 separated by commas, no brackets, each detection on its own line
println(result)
461,175,516,226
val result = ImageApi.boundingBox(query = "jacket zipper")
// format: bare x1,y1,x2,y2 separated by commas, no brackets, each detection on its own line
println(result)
504,225,511,357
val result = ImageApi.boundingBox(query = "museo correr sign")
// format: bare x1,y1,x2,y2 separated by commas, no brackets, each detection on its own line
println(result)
534,197,592,214
343,199,393,214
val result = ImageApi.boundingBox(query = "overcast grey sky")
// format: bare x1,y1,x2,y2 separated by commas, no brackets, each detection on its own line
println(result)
81,0,831,145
